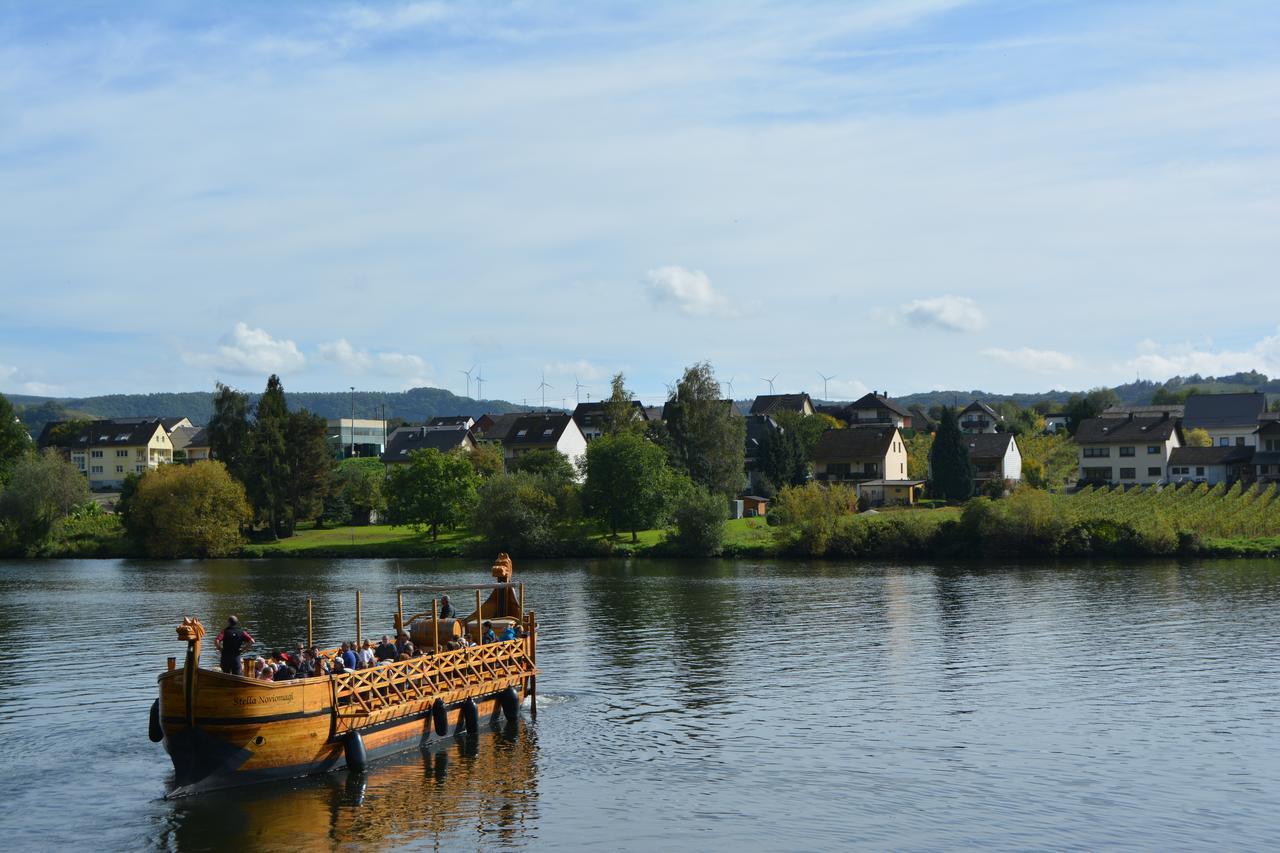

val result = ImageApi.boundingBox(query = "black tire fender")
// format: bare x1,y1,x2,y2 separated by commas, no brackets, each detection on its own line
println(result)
431,699,449,736
148,699,164,743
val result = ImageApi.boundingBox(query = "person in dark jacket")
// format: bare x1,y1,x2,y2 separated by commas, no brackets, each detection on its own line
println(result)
375,634,397,661
438,596,455,619
215,616,254,675
481,621,496,644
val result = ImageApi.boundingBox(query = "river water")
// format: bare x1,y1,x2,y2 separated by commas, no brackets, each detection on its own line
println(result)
2,557,1279,850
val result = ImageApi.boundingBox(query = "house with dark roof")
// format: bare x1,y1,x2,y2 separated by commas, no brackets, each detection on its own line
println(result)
749,393,814,417
1168,445,1254,486
959,402,1002,434
475,412,526,444
426,415,475,430
964,433,1022,483
1183,392,1268,448
39,418,174,490
908,405,936,433
1253,420,1280,484
743,414,780,493
499,413,587,475
160,416,194,433
170,426,211,464
834,392,912,429
1074,414,1183,485
813,426,908,483
571,401,649,441
381,425,477,464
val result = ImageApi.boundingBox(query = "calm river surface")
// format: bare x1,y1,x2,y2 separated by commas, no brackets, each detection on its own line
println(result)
2,557,1280,850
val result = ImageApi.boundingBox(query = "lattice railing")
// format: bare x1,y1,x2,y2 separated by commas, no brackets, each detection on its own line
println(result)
330,639,536,726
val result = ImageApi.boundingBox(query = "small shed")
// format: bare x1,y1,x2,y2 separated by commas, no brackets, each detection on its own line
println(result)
741,495,769,517
856,479,925,507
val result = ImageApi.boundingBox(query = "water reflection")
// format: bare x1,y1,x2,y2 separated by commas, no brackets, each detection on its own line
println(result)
164,721,538,851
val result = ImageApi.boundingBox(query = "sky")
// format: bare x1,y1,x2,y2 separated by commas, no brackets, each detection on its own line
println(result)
2,1,1279,405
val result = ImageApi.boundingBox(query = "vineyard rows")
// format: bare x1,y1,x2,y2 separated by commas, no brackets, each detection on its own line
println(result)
1058,483,1280,539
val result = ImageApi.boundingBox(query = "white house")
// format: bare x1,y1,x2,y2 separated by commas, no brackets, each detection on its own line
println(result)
966,433,1022,483
1075,414,1182,486
1167,446,1253,486
959,402,1002,434
500,413,588,477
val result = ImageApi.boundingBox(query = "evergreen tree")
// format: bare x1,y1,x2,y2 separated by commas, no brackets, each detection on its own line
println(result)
0,393,32,486
664,362,746,497
284,409,333,532
758,423,807,489
247,375,291,538
929,406,974,502
207,383,252,481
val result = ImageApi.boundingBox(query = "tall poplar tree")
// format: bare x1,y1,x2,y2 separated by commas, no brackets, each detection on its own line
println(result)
284,410,333,533
248,375,291,538
928,406,975,502
664,362,746,497
207,383,252,481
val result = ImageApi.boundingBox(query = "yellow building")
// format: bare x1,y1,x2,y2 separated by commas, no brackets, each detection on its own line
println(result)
43,418,175,490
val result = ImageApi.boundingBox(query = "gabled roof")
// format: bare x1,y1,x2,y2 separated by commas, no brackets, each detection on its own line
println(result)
1169,446,1254,466
1183,393,1268,430
961,401,1001,420
427,415,474,428
160,416,193,432
39,418,167,449
572,401,648,426
169,425,209,451
744,415,779,461
908,405,936,429
503,413,576,447
1102,405,1184,419
477,412,525,442
749,393,813,416
1075,416,1180,444
813,426,897,461
1255,419,1280,435
964,432,1015,461
847,393,911,418
381,425,474,462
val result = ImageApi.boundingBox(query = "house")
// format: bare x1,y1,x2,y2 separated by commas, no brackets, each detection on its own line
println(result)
475,412,526,444
1102,405,1184,419
965,433,1022,483
472,414,496,436
500,413,587,474
1168,446,1254,486
161,416,194,434
743,414,779,493
908,405,936,433
1183,392,1269,447
741,495,769,517
1252,420,1280,484
856,479,925,507
1043,414,1069,434
749,393,814,417
426,415,475,431
40,418,175,490
571,401,649,441
326,417,387,459
838,392,912,428
381,425,477,464
959,402,1002,434
1074,414,1182,486
813,426,909,483
170,426,211,464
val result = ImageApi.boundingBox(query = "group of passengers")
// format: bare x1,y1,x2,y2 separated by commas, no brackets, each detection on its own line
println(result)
215,597,525,679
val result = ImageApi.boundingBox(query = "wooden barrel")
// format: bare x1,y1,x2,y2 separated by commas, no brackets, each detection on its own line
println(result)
410,618,464,649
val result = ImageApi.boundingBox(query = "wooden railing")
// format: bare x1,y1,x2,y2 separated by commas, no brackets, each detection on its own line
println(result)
329,638,537,733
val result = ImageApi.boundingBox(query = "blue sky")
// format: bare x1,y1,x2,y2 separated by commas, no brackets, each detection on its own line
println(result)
2,1,1279,404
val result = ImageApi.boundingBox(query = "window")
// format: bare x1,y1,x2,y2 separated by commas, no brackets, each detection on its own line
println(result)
117,449,128,457
136,465,145,472
1147,467,1162,477
1083,447,1110,458
91,450,103,458
115,433,130,441
1218,437,1230,447
91,465,103,474
1196,467,1206,476
542,429,554,437
1119,468,1136,480
1119,446,1135,457
116,465,123,473
827,463,850,478
1083,467,1111,480
1268,440,1279,452
1237,437,1246,446
1147,445,1160,454
1172,466,1189,476
516,429,528,438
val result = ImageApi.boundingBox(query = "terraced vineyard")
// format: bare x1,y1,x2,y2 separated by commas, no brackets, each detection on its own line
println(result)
1059,482,1280,539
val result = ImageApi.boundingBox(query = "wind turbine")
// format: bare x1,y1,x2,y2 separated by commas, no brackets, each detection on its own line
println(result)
474,367,485,401
725,376,735,400
761,374,778,394
819,372,835,400
537,372,553,408
575,376,587,406
459,365,475,399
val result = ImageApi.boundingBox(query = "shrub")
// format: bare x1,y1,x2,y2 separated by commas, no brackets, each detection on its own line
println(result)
126,461,252,557
666,486,727,556
0,449,89,553
470,473,561,556
771,482,858,556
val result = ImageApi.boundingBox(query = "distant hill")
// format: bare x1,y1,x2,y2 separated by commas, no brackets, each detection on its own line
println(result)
10,386,529,436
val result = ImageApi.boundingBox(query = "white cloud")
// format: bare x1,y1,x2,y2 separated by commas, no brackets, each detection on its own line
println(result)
547,359,608,382
982,347,1077,374
1123,330,1280,380
823,378,871,401
337,2,451,34
0,364,64,397
184,323,306,375
899,296,986,333
645,266,730,317
318,338,433,388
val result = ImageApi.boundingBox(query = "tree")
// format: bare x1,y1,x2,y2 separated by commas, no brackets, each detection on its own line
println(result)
0,449,89,551
0,393,32,486
1152,386,1197,405
581,432,671,541
471,472,560,555
207,383,252,481
324,457,385,526
246,375,291,538
664,362,746,497
1064,388,1120,435
467,442,505,478
1185,427,1212,448
602,373,642,436
666,483,727,556
906,432,934,480
1019,433,1078,490
928,406,975,501
508,449,575,486
384,448,479,539
758,423,807,489
124,462,251,557
284,410,333,531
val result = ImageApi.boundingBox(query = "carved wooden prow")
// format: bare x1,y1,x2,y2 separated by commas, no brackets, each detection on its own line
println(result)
176,617,205,727
491,552,513,583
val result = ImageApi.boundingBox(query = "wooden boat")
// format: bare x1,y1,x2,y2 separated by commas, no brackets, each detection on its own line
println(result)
152,554,539,796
